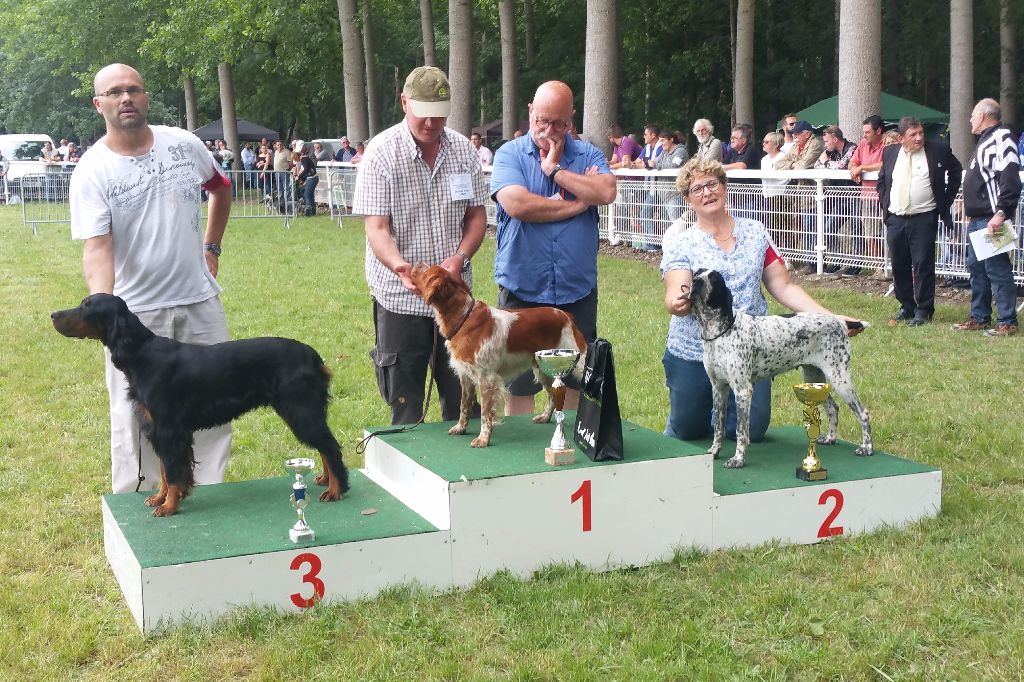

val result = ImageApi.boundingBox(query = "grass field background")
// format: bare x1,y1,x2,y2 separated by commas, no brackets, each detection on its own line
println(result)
1,205,1022,680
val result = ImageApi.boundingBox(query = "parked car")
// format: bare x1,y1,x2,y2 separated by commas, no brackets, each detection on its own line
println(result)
0,133,56,182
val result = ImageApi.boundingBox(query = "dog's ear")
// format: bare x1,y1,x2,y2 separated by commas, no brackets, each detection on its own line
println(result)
101,297,149,357
705,270,733,312
693,268,708,278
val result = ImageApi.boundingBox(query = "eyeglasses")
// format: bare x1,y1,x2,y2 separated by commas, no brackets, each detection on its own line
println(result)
96,87,147,98
533,116,570,132
687,179,721,196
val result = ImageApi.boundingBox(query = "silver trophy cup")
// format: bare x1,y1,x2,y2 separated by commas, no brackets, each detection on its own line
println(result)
284,457,317,543
535,348,582,465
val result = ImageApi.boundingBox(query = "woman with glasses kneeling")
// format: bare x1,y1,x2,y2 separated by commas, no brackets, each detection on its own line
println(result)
660,158,861,442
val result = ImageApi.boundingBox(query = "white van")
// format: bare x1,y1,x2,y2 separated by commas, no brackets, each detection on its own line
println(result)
0,133,56,181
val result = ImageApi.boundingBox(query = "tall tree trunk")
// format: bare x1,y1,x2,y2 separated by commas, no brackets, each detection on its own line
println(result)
838,0,880,139
499,0,518,140
337,0,369,142
583,0,617,155
734,0,754,127
950,0,974,163
363,0,380,137
523,0,536,69
1000,0,1016,127
420,0,437,67
448,0,474,135
183,73,198,132
728,0,736,126
217,62,240,171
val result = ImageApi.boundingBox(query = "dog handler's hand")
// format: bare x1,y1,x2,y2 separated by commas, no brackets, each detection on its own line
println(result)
836,314,866,337
394,262,418,293
440,254,465,283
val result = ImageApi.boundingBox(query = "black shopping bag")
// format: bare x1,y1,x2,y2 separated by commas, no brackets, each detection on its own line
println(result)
573,338,624,461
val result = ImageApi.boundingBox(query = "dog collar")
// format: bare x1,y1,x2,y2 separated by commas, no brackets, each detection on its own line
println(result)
443,299,476,340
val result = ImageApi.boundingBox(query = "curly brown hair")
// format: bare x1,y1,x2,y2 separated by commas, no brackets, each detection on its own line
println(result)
676,157,728,197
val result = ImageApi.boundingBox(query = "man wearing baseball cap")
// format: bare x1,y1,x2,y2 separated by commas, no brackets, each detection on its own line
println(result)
352,66,487,425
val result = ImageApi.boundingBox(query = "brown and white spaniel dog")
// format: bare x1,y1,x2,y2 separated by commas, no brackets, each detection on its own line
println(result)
409,263,588,447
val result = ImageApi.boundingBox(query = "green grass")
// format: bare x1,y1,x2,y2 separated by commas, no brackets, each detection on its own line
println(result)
1,204,1023,680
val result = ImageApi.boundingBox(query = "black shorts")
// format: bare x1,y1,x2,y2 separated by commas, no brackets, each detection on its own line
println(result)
497,286,598,396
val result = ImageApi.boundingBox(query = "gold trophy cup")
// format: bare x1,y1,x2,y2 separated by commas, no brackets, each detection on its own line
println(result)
793,382,831,482
534,349,581,466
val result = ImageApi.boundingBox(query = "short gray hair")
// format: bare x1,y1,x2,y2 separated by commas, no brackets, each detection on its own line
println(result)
692,118,714,135
975,98,1001,121
897,116,923,136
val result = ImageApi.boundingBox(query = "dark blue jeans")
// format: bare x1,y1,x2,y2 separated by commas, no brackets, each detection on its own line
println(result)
663,350,772,441
966,218,1018,326
302,175,319,216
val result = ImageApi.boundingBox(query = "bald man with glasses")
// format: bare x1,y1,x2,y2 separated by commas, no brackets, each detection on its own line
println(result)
490,80,617,416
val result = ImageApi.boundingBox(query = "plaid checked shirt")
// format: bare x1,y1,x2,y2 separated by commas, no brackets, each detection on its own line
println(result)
353,120,487,316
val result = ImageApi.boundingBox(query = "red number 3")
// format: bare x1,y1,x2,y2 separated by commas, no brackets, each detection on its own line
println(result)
817,488,844,538
289,552,325,608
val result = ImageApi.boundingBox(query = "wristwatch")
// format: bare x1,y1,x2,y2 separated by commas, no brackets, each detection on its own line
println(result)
548,163,563,182
457,249,471,272
205,243,222,257
995,209,1006,219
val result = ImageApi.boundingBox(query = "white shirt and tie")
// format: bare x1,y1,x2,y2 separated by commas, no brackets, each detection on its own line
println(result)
888,147,936,216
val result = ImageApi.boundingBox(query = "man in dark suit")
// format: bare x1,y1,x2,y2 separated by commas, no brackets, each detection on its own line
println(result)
876,116,962,326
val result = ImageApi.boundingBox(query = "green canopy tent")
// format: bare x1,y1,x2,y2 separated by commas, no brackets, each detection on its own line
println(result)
791,92,948,129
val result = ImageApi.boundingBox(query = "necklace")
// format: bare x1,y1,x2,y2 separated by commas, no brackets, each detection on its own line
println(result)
713,231,734,243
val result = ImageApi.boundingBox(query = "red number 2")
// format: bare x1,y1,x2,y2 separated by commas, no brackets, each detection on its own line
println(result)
289,552,325,608
817,488,844,538
571,479,592,532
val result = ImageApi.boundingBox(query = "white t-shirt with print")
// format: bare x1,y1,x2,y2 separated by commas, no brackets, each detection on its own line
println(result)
70,125,224,312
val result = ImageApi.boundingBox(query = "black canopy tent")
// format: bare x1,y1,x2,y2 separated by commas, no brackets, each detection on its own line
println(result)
191,118,279,142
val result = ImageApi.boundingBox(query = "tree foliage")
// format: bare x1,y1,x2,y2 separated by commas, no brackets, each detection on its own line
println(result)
1,0,1022,146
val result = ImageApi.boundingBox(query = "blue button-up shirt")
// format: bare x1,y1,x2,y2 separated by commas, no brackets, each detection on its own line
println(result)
490,134,612,304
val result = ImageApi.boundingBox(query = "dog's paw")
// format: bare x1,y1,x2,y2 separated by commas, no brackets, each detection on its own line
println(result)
470,436,490,448
816,436,837,446
448,423,467,435
707,448,721,459
151,504,178,517
319,488,344,502
722,456,745,469
144,492,166,507
314,473,329,486
531,413,552,424
855,446,874,457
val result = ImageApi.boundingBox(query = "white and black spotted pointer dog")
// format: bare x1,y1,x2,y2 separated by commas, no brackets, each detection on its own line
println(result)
686,269,873,468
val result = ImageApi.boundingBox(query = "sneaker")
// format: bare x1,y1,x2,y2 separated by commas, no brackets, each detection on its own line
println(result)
950,319,990,331
888,308,915,326
984,324,1018,337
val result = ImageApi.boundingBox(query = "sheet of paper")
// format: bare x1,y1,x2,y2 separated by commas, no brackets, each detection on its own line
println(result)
969,221,1018,261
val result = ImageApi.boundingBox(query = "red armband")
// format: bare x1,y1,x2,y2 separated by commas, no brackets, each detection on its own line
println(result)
764,244,782,268
202,166,231,192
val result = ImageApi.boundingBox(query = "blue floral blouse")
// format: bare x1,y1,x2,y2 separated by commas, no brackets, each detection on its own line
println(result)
660,217,771,362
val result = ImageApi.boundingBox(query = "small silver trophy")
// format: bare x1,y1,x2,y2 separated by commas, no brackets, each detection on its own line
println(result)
535,348,582,466
284,457,317,543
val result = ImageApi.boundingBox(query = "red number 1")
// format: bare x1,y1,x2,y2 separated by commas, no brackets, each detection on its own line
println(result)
571,479,592,532
289,552,325,608
817,488,845,538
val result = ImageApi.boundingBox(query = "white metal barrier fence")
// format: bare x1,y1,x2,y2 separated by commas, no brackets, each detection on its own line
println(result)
14,167,297,231
606,168,1024,285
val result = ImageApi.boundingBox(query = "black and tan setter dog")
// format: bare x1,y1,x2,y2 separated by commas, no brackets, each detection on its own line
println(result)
51,293,349,516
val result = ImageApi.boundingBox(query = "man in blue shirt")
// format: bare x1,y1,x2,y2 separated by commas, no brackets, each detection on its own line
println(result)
490,80,617,415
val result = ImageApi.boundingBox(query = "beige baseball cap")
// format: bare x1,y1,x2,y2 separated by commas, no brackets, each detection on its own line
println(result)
404,66,451,118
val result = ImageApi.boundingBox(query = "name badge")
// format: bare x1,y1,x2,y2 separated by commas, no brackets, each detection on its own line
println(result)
449,173,474,200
